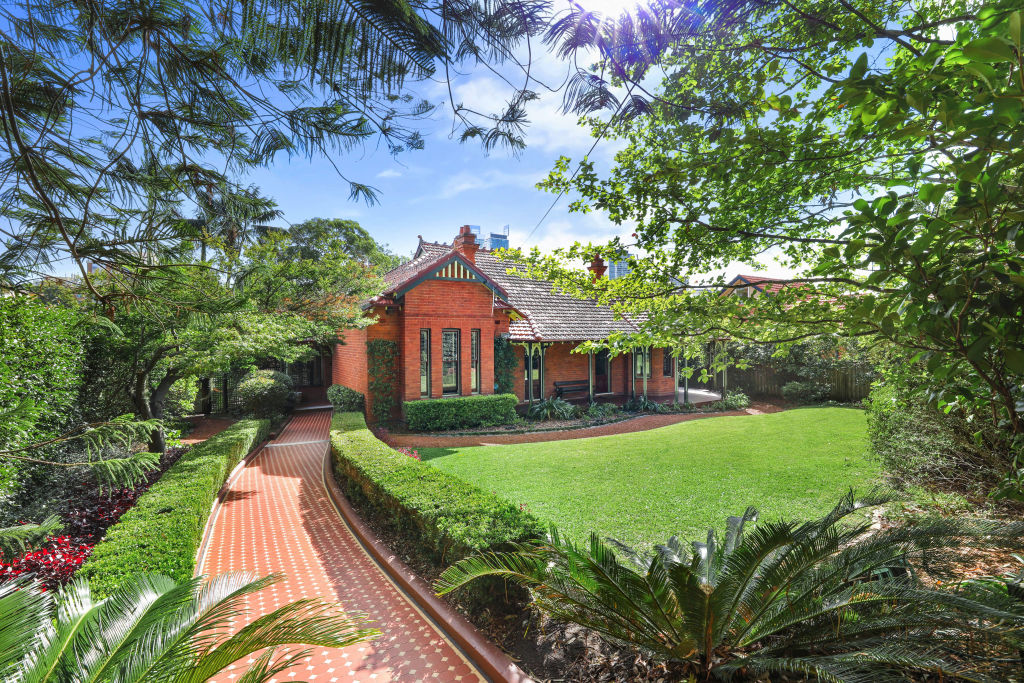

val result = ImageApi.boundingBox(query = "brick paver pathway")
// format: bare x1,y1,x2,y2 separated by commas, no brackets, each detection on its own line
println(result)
200,408,485,682
180,415,236,446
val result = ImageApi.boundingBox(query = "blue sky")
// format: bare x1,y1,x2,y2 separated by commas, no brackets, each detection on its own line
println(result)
242,44,796,281
243,55,630,260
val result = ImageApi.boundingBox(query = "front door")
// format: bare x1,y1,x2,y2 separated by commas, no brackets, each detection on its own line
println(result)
594,349,610,393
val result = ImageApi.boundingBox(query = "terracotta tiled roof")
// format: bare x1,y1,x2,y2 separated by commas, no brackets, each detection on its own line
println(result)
379,240,640,342
726,274,798,295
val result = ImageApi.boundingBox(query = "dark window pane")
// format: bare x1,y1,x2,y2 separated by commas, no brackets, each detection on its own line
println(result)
420,329,430,396
471,329,480,393
442,329,460,394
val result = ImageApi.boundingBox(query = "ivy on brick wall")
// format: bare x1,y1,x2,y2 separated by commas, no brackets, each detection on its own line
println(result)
494,336,517,395
366,339,399,423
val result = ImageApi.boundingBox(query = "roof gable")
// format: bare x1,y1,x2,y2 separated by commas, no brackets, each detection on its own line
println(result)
387,251,510,301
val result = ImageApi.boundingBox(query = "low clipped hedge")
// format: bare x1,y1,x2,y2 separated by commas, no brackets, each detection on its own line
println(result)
327,384,365,413
80,419,269,597
404,393,518,431
330,411,542,611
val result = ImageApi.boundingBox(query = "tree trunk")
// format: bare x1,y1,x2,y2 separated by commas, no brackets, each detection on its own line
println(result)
145,373,179,453
131,366,180,453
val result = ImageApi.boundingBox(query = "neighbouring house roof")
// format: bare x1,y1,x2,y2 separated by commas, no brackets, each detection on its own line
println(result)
374,238,642,342
723,274,797,295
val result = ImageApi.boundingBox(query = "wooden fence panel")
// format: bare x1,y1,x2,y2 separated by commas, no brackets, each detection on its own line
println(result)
730,365,872,402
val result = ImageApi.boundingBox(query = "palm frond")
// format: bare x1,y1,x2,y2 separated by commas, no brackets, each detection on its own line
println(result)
0,579,50,679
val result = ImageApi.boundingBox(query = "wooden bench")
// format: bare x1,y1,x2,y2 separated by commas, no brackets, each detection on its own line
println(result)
553,379,590,399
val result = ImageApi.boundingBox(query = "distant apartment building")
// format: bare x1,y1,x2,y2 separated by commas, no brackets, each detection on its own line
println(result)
468,224,510,251
607,257,632,279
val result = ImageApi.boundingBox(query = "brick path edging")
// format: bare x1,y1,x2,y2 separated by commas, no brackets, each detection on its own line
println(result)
319,446,536,683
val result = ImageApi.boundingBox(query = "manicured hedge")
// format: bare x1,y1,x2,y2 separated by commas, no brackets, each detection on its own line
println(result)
80,419,269,596
403,393,518,431
327,384,365,413
330,411,542,569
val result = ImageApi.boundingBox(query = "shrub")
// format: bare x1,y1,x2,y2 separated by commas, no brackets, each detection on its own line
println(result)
165,377,199,417
528,396,578,421
235,370,293,418
712,390,751,411
366,339,398,423
404,394,518,431
586,401,619,419
493,336,518,394
867,384,1005,494
330,412,542,611
438,491,1024,681
623,396,667,413
781,380,829,404
327,384,365,412
80,419,269,597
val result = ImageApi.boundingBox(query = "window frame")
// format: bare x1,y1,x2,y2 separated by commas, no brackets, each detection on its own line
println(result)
419,329,431,397
634,347,652,379
470,329,481,394
663,348,675,377
441,328,461,395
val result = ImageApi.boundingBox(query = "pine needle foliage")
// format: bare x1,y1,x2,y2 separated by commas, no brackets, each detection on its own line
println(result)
0,572,379,682
437,490,1024,681
0,0,547,302
0,516,60,561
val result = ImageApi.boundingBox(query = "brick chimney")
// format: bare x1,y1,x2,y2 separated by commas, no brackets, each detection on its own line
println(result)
588,255,607,281
453,225,479,263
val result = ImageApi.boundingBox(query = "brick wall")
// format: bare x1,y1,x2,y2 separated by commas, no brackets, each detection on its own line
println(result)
332,328,368,396
398,280,511,412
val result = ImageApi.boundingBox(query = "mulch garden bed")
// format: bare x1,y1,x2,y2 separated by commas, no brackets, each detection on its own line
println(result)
382,402,784,449
0,445,190,590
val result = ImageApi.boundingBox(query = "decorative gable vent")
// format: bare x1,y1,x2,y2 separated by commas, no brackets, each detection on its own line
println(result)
435,262,478,280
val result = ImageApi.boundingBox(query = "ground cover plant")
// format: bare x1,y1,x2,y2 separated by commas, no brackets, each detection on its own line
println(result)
422,408,876,549
437,491,1024,681
0,443,190,590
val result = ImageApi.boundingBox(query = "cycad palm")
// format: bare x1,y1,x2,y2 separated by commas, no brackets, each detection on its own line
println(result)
437,490,1024,681
0,572,378,682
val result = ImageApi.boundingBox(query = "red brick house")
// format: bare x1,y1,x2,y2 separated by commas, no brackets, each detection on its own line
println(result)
332,226,679,420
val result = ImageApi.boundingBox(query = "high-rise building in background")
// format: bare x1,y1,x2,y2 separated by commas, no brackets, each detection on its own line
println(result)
607,257,632,279
468,224,510,250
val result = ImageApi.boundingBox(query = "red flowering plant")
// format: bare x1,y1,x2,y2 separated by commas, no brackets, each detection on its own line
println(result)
0,445,190,590
394,446,421,461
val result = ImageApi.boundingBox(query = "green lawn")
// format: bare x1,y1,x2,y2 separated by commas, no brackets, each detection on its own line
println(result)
421,407,879,551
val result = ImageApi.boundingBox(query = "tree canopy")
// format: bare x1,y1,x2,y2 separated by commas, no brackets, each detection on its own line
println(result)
510,0,1024,496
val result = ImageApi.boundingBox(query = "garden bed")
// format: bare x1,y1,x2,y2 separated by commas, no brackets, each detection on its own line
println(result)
0,444,190,590
80,418,269,596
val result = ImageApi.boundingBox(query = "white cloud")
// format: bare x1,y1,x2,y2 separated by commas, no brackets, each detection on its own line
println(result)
376,168,402,179
510,211,633,252
435,168,548,199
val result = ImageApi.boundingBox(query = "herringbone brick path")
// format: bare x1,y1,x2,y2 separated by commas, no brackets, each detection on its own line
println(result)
200,409,484,682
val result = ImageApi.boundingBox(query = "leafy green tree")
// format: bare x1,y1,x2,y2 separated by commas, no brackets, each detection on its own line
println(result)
525,0,1024,496
0,0,551,303
287,218,408,271
0,572,378,682
89,264,314,452
438,491,1024,681
237,221,394,340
